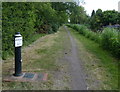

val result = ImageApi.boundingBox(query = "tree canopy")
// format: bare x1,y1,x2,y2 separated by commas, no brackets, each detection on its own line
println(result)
89,9,120,30
2,2,88,59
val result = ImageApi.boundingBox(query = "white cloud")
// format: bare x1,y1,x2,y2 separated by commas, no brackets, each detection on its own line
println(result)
82,0,120,16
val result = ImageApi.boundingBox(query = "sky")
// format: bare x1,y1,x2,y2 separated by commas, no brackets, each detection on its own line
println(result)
80,0,120,16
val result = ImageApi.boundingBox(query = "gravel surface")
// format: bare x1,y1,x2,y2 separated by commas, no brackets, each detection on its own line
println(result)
62,26,87,90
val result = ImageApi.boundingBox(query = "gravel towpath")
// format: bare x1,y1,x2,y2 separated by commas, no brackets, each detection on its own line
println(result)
63,26,87,90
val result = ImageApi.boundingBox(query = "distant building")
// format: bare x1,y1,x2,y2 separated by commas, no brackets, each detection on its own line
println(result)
118,1,120,12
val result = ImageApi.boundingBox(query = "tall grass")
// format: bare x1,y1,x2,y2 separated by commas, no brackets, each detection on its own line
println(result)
101,28,120,58
66,24,120,59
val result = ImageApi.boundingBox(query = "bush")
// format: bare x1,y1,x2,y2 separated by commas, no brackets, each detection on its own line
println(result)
101,28,117,50
67,24,120,59
101,28,120,58
2,2,69,60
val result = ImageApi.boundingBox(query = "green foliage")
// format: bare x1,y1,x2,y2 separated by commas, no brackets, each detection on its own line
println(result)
2,2,69,60
91,10,95,17
70,29,119,89
2,2,37,59
101,28,120,58
70,3,88,24
102,10,119,25
67,24,120,59
89,9,103,30
89,9,120,31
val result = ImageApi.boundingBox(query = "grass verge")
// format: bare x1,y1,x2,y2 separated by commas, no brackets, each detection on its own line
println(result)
2,27,65,90
23,33,46,46
69,27,119,90
2,33,46,60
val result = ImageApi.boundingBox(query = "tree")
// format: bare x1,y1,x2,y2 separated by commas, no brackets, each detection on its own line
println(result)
67,2,88,24
102,10,119,26
89,9,120,31
91,10,95,17
2,2,70,59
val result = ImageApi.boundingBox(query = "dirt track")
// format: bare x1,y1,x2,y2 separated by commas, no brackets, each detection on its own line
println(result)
63,26,87,90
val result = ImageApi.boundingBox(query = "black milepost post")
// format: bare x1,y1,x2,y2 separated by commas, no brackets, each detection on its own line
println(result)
13,32,23,77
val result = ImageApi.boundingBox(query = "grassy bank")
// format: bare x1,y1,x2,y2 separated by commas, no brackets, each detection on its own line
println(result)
23,34,46,46
2,33,45,60
2,27,66,90
68,27,119,90
67,24,120,59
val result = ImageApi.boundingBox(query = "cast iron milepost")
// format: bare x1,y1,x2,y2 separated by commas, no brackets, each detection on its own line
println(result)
13,32,23,77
